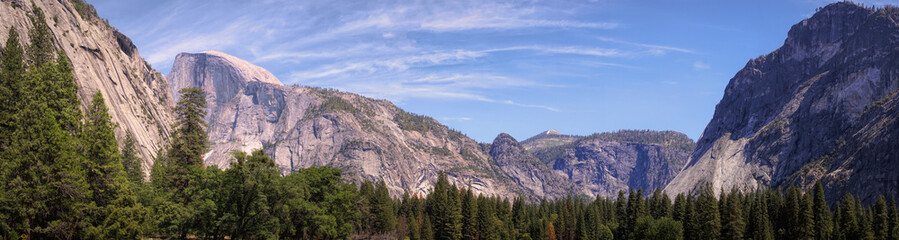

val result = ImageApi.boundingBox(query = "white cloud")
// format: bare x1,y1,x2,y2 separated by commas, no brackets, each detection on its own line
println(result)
598,37,694,54
144,18,254,68
441,117,473,121
693,61,710,70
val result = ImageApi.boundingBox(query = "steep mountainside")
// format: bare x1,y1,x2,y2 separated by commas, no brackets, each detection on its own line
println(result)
0,0,174,172
490,133,581,198
522,130,693,198
167,51,531,197
666,2,899,202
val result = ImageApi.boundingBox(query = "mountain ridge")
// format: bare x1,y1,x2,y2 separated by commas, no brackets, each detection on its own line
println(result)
666,2,899,202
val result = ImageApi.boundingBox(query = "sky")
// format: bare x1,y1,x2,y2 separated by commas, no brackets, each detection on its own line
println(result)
90,0,897,143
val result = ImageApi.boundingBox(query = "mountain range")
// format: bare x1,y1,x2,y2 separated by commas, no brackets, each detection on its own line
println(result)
2,0,897,201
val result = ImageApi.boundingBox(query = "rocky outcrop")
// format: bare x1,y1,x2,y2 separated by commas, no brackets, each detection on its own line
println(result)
168,51,529,197
0,0,174,173
490,133,580,198
665,2,899,203
521,130,693,198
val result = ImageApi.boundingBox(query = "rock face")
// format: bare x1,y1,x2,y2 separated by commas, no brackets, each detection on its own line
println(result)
665,2,899,203
521,130,693,198
168,51,530,197
0,0,174,172
490,133,580,198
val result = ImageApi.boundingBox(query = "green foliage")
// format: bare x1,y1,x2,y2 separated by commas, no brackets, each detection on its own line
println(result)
696,183,721,239
27,5,55,65
395,109,442,134
120,134,144,185
584,129,696,152
70,0,100,21
305,95,360,119
632,216,683,240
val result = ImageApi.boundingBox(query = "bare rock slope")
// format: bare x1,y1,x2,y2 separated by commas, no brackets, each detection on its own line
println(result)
168,51,533,197
0,0,174,172
666,2,899,203
522,130,693,198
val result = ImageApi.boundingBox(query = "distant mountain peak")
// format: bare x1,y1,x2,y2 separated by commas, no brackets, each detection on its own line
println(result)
542,129,562,135
169,51,283,105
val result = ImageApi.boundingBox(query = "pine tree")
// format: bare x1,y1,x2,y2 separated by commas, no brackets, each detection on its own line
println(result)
410,215,422,240
170,87,208,167
799,190,815,239
841,193,862,240
721,189,745,240
672,194,687,223
427,172,462,240
120,134,144,185
748,194,774,240
813,182,833,240
683,194,697,240
696,184,721,240
81,92,145,238
461,188,478,240
0,27,24,147
615,190,627,238
372,180,397,233
27,5,55,65
888,198,898,240
423,215,435,240
1,43,88,238
477,195,498,240
875,196,890,240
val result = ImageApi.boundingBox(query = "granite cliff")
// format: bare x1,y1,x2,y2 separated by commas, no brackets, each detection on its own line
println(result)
0,0,174,174
521,130,693,198
666,2,899,203
167,51,534,197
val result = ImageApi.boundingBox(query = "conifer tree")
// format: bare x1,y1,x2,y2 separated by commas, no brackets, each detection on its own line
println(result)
813,182,833,240
27,5,55,65
841,193,862,240
1,41,87,238
672,194,687,223
696,184,721,239
120,134,144,185
372,180,397,233
799,190,815,239
409,214,422,240
683,194,697,240
423,215,435,240
888,198,898,240
0,27,24,147
81,92,145,238
461,188,478,240
748,194,774,240
875,196,890,240
721,189,745,240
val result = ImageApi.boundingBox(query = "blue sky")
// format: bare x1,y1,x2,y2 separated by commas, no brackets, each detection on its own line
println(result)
91,0,896,143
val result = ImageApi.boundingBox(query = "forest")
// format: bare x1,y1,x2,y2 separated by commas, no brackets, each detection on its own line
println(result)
2,5,899,240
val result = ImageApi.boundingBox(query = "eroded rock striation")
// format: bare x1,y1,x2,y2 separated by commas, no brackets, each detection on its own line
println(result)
521,130,693,198
167,51,533,197
490,133,581,198
0,0,174,173
665,2,899,203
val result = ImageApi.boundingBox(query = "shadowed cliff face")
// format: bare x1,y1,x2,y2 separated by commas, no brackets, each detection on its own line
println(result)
489,133,581,198
666,2,899,203
167,51,538,198
0,0,174,174
520,130,693,198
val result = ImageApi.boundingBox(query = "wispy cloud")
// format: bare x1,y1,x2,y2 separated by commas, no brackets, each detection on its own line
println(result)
144,18,255,68
693,61,710,70
441,117,473,121
598,37,694,54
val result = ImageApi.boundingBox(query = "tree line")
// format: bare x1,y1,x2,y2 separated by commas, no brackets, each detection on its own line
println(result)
3,5,899,240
